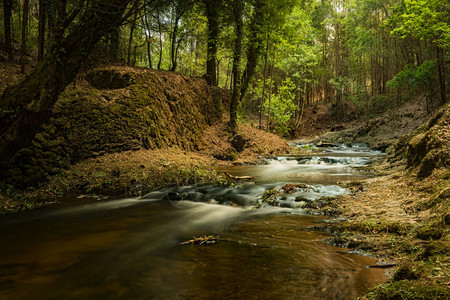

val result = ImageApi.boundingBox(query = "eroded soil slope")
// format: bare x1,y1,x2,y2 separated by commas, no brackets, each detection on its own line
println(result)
322,104,450,299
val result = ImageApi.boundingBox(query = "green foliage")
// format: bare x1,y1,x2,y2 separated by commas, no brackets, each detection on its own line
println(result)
329,76,352,96
388,0,450,48
387,60,437,90
264,78,297,134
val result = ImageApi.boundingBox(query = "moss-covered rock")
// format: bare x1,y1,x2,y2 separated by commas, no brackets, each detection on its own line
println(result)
419,240,450,259
392,262,422,281
2,67,228,187
85,69,135,89
367,280,450,300
401,104,450,179
416,226,445,241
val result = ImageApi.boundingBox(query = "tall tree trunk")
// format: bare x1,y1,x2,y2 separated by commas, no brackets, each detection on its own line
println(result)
3,0,14,61
225,58,231,90
143,5,153,69
266,60,274,131
170,1,193,72
20,0,30,74
0,0,134,170
229,0,243,132
259,34,269,129
157,8,163,70
107,27,120,61
204,0,220,85
127,10,138,65
38,0,46,61
239,0,265,102
146,41,152,68
437,46,447,105
170,16,180,72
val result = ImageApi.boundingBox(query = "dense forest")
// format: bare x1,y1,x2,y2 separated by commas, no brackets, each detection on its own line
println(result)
0,1,449,299
1,0,448,158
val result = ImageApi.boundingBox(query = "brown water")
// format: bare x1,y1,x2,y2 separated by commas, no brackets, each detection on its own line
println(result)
0,144,388,299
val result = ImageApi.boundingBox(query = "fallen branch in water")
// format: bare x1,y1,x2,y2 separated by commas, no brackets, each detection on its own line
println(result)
224,172,253,180
366,264,397,269
178,235,227,246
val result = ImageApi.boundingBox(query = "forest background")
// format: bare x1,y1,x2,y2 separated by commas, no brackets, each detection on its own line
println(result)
0,0,448,161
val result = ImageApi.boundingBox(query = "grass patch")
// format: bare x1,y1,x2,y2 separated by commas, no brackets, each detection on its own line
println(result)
366,280,449,300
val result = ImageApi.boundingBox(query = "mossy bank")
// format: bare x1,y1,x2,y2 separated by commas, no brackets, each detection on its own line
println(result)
322,104,449,299
1,67,227,187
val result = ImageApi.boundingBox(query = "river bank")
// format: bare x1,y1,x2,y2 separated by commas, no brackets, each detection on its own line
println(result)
0,65,288,214
0,117,288,214
320,105,449,299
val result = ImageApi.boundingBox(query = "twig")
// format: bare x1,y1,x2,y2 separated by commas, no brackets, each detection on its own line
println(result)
224,172,253,180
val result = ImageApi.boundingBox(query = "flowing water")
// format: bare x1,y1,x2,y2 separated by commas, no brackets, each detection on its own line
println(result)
0,144,387,299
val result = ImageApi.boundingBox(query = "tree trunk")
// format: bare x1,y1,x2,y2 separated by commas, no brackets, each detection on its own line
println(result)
170,16,180,72
259,34,269,129
229,0,243,132
3,0,14,61
107,27,120,61
266,60,274,131
143,5,153,69
157,8,163,70
127,10,138,65
38,0,46,61
204,0,220,85
20,0,30,74
437,46,447,105
239,0,264,102
0,0,134,170
225,58,231,90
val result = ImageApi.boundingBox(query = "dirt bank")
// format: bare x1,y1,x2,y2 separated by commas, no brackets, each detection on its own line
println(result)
296,98,434,151
317,104,450,299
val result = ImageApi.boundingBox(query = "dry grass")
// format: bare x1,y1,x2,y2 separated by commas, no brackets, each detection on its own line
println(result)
332,162,449,296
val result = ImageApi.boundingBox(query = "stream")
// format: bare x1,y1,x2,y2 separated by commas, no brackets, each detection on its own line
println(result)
0,144,387,299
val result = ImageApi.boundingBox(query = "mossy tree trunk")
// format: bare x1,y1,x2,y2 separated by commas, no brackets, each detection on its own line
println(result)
0,0,135,170
37,0,46,62
204,0,221,86
229,0,244,133
239,0,265,102
3,0,14,61
436,46,446,105
170,0,194,72
20,0,29,74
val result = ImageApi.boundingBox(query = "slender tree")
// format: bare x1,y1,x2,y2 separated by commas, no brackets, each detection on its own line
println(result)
170,0,194,72
20,0,30,74
38,0,46,61
127,10,138,65
239,0,265,101
3,0,14,61
157,7,163,69
204,0,221,85
229,0,244,132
